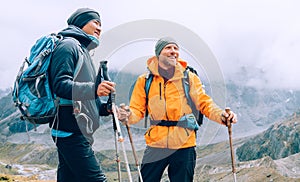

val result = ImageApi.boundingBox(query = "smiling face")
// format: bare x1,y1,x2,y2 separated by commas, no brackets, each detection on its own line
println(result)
82,19,102,39
158,43,179,70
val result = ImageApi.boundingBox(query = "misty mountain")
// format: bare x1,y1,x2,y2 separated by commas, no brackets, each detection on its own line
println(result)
0,88,10,99
0,71,300,181
1,70,300,141
237,111,300,161
226,80,300,126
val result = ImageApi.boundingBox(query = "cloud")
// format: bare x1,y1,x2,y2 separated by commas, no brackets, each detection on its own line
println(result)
1,0,300,91
259,28,300,89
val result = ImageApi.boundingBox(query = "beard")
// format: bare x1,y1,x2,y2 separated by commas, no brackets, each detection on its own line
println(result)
159,55,176,68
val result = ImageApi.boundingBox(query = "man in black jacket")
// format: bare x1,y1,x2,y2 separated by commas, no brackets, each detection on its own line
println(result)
49,8,114,182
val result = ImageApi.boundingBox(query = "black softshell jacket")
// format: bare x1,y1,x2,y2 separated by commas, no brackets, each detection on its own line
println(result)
49,25,109,142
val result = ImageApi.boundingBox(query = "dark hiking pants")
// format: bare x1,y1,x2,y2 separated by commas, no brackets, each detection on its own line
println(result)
53,134,107,182
140,146,196,182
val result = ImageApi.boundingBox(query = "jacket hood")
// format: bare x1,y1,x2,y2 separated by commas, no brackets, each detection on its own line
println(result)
146,56,188,77
58,25,98,50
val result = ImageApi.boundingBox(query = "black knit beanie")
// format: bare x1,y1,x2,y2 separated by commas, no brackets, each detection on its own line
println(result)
67,8,101,29
155,37,179,57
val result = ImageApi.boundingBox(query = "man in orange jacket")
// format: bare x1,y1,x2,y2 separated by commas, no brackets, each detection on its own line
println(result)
118,37,237,182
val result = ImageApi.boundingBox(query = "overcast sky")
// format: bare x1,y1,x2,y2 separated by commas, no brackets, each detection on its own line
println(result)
1,0,300,90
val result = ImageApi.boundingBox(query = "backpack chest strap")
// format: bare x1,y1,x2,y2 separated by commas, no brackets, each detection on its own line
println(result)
59,98,73,106
150,114,199,130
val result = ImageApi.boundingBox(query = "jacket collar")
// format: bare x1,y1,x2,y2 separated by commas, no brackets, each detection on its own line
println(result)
146,56,187,80
58,25,98,50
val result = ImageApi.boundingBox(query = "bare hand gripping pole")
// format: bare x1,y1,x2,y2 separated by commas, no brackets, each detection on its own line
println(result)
225,107,237,182
100,61,132,182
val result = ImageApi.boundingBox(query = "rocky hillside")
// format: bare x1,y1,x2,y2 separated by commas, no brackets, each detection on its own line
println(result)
1,72,300,181
0,112,300,181
191,111,300,182
237,111,300,161
192,154,300,182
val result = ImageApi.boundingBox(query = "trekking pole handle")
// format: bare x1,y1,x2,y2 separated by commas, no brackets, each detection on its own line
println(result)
101,60,116,104
99,60,112,112
119,103,130,117
225,107,230,113
100,60,109,81
95,61,104,88
225,107,232,127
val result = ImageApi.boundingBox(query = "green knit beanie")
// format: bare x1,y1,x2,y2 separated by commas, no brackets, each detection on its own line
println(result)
155,37,179,57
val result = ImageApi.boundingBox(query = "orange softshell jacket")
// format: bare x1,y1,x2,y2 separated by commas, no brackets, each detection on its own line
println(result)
129,56,224,149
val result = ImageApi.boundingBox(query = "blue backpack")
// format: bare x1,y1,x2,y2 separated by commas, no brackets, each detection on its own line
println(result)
12,33,82,126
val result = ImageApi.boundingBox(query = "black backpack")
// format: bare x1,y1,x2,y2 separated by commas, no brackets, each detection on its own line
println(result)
130,66,204,128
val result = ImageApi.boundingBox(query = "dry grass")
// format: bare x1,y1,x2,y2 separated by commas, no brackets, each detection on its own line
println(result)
0,174,55,182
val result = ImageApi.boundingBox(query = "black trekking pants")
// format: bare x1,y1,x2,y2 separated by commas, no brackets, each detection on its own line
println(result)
140,146,196,182
53,134,107,182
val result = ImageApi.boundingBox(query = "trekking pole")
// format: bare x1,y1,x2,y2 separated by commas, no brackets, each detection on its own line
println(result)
96,62,122,180
114,129,122,181
96,61,122,180
120,103,143,182
225,107,237,182
101,61,133,182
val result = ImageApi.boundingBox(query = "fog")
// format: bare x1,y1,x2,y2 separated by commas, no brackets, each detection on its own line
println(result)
1,0,299,90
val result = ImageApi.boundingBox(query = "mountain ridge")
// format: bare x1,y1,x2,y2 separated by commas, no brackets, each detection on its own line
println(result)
0,73,300,181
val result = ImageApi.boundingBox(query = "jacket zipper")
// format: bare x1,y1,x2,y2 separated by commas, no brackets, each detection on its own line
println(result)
159,82,162,100
184,128,190,136
164,83,169,120
164,82,170,148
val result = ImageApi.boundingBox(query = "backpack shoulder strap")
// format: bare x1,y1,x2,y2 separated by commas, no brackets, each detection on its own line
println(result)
183,69,192,107
60,37,84,78
58,37,83,105
73,46,84,79
182,67,204,126
128,70,154,128
143,71,154,128
145,71,154,101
